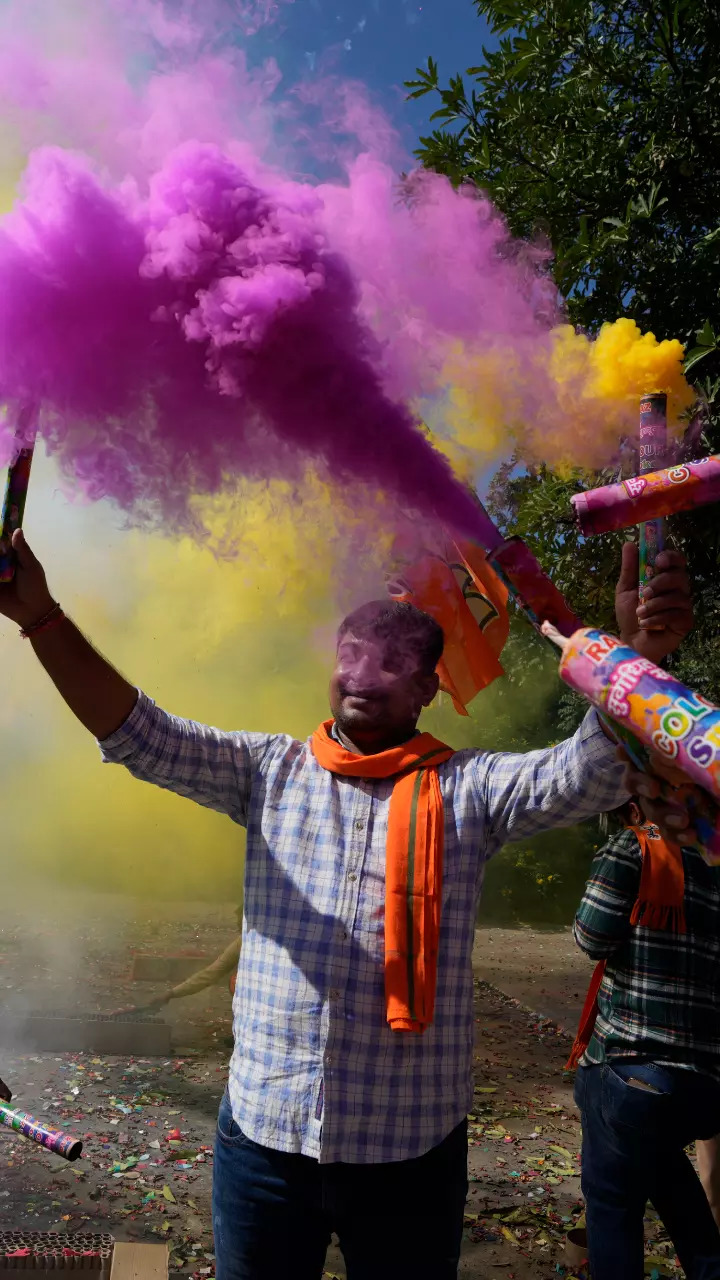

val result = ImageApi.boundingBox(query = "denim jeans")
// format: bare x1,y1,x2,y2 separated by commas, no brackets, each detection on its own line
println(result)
212,1091,468,1280
575,1062,720,1280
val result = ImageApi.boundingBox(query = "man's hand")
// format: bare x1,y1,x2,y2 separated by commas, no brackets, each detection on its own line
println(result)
0,530,55,630
0,1075,12,1103
109,995,171,1017
615,541,693,664
621,749,695,844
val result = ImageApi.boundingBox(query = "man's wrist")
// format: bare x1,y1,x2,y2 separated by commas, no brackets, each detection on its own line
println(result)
15,595,57,632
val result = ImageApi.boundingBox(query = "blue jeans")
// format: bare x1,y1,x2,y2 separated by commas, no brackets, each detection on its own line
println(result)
575,1062,720,1280
212,1091,468,1280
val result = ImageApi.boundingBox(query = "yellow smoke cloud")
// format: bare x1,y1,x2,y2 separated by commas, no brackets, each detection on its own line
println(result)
435,317,694,477
2,457,393,900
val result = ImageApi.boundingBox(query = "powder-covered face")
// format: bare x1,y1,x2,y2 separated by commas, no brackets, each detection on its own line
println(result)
328,631,438,748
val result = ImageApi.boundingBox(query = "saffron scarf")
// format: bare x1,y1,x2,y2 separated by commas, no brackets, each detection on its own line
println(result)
311,720,454,1034
567,823,686,1068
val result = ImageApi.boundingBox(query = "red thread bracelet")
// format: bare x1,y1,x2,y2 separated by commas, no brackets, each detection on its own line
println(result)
20,604,65,640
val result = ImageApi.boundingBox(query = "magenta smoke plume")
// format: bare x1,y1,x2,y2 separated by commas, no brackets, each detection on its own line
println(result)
0,142,488,540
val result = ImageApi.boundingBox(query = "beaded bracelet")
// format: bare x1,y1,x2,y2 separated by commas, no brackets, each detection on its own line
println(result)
20,603,65,640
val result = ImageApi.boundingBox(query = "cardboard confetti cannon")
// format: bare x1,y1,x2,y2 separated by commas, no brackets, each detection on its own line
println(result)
0,1101,82,1161
571,455,720,537
544,624,720,863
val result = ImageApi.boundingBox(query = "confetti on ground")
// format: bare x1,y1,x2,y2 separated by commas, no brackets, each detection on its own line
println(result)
0,908,685,1279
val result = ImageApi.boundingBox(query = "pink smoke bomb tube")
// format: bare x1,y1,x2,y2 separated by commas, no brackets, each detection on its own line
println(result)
571,455,720,537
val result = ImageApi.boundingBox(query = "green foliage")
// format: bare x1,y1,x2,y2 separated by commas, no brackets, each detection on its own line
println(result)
407,0,720,701
407,0,720,366
408,2,720,920
481,823,597,925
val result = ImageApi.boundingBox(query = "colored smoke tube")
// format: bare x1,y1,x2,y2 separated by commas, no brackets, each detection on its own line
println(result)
467,487,582,639
0,405,38,583
488,537,583,639
571,455,720,537
544,624,720,863
637,392,668,593
0,1103,82,1161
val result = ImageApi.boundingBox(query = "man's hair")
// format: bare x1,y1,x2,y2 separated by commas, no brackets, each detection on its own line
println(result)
337,599,444,676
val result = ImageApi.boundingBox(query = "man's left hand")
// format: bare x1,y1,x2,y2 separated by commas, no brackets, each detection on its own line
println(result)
615,542,693,664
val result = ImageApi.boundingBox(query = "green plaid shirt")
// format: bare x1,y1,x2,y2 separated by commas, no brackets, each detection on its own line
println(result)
574,828,720,1079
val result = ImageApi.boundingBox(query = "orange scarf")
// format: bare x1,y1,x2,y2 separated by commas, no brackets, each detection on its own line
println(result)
567,823,686,1068
311,720,454,1034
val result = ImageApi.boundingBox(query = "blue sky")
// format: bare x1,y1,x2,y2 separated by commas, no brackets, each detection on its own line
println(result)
252,0,495,153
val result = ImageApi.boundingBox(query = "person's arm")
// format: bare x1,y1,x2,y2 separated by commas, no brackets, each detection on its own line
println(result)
477,707,628,850
0,530,137,738
573,829,642,960
0,1075,11,1103
476,540,695,844
0,531,278,823
165,936,242,1002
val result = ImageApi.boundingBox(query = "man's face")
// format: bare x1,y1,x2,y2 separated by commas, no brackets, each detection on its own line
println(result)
328,631,438,745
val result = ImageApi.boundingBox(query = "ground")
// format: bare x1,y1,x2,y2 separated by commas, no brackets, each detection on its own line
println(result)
0,900,684,1278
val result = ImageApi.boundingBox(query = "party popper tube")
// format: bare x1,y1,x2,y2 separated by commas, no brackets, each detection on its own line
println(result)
0,1102,83,1161
554,627,720,862
637,392,667,592
571,455,720,537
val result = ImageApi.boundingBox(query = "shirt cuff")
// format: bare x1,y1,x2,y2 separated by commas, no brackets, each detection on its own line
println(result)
578,707,613,755
99,691,156,763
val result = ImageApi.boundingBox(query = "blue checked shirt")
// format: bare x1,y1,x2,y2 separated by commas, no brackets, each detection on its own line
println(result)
101,694,626,1164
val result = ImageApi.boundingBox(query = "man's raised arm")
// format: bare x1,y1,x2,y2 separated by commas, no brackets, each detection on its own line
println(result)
0,530,268,826
0,530,137,739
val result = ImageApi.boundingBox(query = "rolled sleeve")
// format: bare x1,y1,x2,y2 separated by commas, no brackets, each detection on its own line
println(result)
99,691,273,826
481,709,628,852
100,691,163,762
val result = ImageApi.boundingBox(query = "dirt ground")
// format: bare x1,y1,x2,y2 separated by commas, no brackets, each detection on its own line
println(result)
0,898,683,1279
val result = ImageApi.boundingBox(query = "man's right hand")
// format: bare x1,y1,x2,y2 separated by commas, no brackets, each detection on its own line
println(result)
0,530,55,630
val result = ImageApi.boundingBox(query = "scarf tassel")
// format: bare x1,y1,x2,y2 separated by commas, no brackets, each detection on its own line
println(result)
630,901,686,933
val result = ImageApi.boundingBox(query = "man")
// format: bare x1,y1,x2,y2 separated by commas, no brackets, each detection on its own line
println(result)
572,802,720,1280
0,529,692,1280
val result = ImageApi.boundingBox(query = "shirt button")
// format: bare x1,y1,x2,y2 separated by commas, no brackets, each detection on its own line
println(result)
329,989,341,1000
326,1054,333,1066
355,819,364,831
348,872,357,882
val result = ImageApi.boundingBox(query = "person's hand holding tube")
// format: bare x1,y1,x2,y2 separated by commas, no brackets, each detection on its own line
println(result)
0,529,55,630
614,542,694,663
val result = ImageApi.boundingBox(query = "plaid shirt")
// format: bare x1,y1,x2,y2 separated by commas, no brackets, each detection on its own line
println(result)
102,694,624,1163
574,828,720,1080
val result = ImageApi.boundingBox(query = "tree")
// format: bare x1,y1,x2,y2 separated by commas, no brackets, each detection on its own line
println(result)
407,0,720,701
